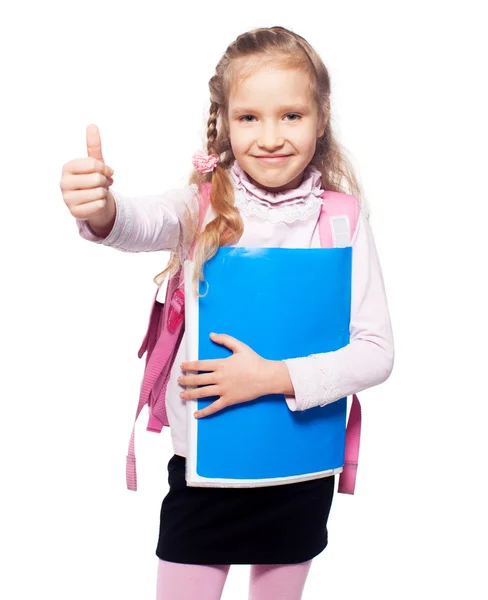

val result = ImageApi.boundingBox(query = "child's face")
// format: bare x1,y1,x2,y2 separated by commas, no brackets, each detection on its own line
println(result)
227,62,325,192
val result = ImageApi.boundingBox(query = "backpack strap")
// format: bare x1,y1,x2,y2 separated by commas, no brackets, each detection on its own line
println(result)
338,394,361,494
318,190,362,495
126,182,212,491
318,190,359,247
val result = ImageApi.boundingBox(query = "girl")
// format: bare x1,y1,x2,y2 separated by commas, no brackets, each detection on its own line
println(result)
61,25,394,600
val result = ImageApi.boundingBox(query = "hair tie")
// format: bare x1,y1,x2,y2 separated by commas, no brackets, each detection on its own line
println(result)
192,150,219,173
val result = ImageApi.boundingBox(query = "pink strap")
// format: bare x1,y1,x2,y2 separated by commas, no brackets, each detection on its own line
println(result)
126,301,181,490
126,183,212,491
137,287,160,360
318,189,360,246
338,394,361,494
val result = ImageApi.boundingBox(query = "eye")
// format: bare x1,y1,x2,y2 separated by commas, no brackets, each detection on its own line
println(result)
238,115,256,122
285,113,301,121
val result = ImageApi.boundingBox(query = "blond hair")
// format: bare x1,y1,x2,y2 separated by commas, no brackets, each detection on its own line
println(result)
154,25,365,296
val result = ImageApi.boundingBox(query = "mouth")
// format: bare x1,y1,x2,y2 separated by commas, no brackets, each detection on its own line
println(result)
254,155,292,164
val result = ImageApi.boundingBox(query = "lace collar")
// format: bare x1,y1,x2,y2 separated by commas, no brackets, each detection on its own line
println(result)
229,160,324,224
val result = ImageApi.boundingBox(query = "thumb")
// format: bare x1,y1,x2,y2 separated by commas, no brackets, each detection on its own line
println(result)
209,332,244,353
86,124,105,163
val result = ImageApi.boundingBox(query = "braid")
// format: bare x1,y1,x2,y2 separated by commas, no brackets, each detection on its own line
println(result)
151,106,221,290
188,99,243,295
206,102,219,154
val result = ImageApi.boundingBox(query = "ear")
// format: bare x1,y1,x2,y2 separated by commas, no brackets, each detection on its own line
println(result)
317,115,327,138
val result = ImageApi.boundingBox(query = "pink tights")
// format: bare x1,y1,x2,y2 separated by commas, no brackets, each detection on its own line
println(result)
156,558,313,600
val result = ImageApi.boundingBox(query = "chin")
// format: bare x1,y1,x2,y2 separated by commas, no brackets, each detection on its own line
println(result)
239,156,309,190
250,170,303,192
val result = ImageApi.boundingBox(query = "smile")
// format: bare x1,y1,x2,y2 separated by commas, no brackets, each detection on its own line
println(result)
254,155,291,165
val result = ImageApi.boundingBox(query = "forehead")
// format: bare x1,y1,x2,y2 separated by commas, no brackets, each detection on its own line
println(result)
228,57,314,108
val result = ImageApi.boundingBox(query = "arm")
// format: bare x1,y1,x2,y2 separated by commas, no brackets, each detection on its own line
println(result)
75,184,199,253
278,210,394,411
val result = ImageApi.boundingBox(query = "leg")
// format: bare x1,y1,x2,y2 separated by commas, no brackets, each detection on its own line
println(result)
156,558,231,600
248,560,313,600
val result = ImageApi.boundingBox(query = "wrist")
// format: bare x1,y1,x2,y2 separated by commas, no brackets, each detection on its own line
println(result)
87,190,116,237
263,359,295,396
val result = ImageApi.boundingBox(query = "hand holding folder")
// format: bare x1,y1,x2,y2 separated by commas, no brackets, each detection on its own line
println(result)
180,331,288,418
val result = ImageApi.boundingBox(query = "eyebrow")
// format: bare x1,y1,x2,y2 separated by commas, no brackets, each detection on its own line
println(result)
230,104,311,117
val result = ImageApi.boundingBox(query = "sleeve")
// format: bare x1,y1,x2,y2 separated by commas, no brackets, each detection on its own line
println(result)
283,209,394,411
75,184,199,253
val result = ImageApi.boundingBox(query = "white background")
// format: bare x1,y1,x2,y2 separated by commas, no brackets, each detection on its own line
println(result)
1,1,487,598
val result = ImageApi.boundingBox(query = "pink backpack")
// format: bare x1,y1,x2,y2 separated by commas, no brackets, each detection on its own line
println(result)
126,182,362,494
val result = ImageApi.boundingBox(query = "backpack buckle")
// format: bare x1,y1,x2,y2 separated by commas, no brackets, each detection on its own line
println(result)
167,288,185,333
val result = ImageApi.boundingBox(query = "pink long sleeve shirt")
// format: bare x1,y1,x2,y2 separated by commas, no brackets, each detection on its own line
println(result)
76,161,394,457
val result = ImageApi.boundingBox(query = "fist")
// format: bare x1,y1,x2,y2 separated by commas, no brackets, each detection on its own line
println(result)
60,124,115,220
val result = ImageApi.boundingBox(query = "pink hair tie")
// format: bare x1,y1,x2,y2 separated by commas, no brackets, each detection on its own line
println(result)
192,150,219,173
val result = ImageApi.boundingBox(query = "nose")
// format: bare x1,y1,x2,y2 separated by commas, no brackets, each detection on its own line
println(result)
256,121,285,152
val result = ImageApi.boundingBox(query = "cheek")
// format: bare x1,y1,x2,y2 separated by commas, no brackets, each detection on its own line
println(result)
296,125,319,149
229,125,253,154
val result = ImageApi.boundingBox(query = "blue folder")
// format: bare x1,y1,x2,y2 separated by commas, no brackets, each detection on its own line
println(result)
184,246,352,487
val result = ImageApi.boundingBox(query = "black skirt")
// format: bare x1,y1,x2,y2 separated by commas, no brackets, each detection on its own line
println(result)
156,454,336,565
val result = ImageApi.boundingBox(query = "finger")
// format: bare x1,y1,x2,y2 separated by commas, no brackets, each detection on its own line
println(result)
64,186,109,204
64,188,109,216
60,172,112,192
86,124,104,162
63,157,114,178
178,372,216,387
194,398,228,419
181,385,220,400
69,199,109,220
181,359,222,372
209,332,244,353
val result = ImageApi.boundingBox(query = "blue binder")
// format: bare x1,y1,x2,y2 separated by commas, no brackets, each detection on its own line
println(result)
184,246,352,487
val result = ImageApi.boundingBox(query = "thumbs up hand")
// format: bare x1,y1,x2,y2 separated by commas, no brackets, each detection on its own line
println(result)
60,124,116,232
